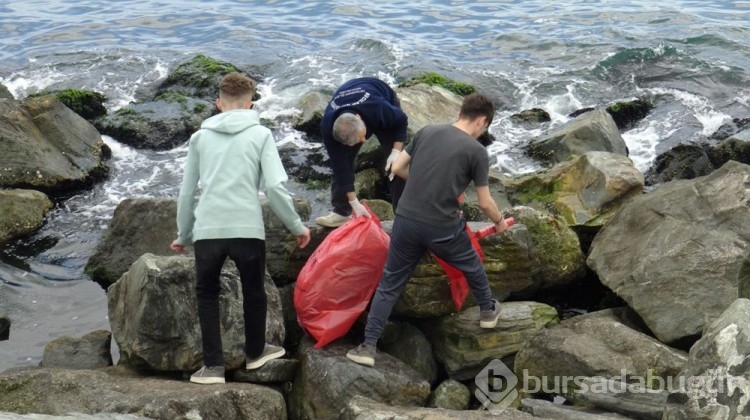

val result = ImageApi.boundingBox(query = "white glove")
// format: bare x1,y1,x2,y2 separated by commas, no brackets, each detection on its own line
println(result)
385,149,401,180
349,198,371,218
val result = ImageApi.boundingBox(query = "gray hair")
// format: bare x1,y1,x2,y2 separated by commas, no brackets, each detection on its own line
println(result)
332,113,365,146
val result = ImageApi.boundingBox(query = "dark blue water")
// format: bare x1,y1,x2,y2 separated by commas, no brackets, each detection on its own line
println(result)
1,0,750,373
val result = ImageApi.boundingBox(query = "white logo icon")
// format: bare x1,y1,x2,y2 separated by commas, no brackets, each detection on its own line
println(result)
475,359,519,413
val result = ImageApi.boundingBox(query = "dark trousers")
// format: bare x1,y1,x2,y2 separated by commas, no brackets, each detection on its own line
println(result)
194,238,266,367
331,142,407,216
363,215,494,347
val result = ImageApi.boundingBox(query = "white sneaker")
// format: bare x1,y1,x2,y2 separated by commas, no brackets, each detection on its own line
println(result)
315,211,352,228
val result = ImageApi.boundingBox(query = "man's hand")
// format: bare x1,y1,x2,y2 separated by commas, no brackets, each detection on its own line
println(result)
385,149,401,180
494,217,509,234
296,227,311,249
170,240,186,253
349,198,371,218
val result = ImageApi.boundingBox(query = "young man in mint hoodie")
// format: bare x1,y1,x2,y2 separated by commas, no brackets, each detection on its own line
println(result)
171,72,310,384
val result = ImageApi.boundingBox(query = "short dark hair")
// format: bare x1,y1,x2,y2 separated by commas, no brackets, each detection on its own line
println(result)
220,72,255,102
459,93,495,126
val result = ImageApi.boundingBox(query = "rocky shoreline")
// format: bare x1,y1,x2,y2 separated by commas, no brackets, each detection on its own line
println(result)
3,54,750,419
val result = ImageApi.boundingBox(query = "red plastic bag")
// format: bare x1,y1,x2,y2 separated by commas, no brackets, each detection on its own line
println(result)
294,207,389,348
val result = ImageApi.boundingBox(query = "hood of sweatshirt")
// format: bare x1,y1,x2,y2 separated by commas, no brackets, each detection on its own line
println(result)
200,109,260,135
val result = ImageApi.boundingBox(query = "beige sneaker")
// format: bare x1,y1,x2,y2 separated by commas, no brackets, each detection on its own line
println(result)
315,211,352,228
246,344,285,370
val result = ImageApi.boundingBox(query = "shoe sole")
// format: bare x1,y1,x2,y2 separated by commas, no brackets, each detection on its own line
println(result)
480,314,501,329
346,352,375,367
315,218,350,228
190,377,225,385
246,348,285,370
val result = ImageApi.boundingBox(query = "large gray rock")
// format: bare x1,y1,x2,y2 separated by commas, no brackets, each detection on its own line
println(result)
0,96,109,194
505,152,644,229
644,142,715,186
521,399,632,420
428,379,471,410
573,377,669,420
588,160,750,345
85,197,178,287
514,308,687,398
94,96,214,150
394,83,463,137
343,395,543,419
0,84,13,100
709,128,750,168
0,189,53,243
381,321,438,384
288,338,430,420
41,330,112,370
0,309,9,341
108,253,285,372
86,196,312,287
426,301,558,380
526,108,627,165
663,298,750,420
0,367,286,419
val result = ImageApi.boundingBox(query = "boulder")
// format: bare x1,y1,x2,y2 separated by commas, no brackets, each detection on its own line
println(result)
521,399,632,420
709,117,750,142
0,310,9,341
573,377,669,420
425,301,558,380
232,358,299,384
288,338,430,420
108,253,285,372
663,298,750,419
514,309,688,399
505,152,644,229
381,321,438,384
525,108,628,165
343,395,542,419
644,142,715,186
0,96,109,195
94,95,214,150
708,128,750,168
153,54,253,103
511,108,551,126
395,83,464,137
588,160,750,345
428,379,471,410
30,89,107,121
605,98,653,130
85,197,178,287
0,367,286,419
0,189,53,244
277,143,332,183
0,84,13,100
291,90,330,141
41,330,113,370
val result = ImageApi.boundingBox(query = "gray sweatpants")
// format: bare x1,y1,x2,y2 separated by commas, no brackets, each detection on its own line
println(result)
363,215,494,347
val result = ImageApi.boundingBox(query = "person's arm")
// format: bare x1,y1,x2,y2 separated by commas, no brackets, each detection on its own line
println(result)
391,149,411,180
171,135,200,253
476,185,508,234
260,132,311,248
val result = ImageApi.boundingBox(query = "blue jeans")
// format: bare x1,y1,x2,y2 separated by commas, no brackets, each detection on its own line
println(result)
194,238,266,367
363,215,494,347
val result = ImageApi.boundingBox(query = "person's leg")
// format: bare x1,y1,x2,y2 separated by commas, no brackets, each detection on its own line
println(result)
194,239,229,367
227,238,267,358
330,176,351,216
362,216,425,347
389,175,406,211
428,221,494,312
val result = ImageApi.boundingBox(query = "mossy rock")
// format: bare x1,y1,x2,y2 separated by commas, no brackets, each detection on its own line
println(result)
605,98,653,129
511,108,551,125
398,72,476,97
155,54,261,102
29,89,107,120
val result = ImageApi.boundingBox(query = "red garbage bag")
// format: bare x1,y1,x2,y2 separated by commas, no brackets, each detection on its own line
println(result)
294,207,389,348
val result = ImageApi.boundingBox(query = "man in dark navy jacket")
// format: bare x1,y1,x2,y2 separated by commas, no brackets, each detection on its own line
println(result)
315,77,408,228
